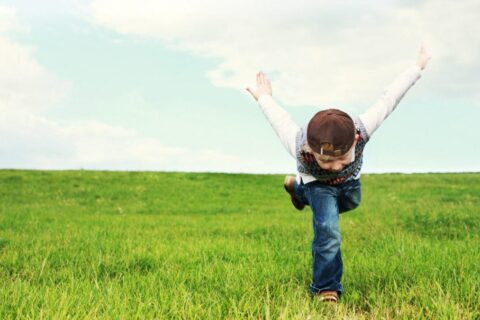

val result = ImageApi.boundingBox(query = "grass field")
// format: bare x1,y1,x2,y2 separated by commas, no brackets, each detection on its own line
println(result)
0,170,479,319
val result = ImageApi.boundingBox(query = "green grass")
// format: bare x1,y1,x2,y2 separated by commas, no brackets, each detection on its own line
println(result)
0,170,479,319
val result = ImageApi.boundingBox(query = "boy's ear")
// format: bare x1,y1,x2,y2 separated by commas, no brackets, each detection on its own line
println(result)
355,133,360,141
303,142,313,153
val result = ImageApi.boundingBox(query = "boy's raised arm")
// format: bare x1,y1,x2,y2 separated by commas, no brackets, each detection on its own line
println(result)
246,72,299,158
359,43,431,137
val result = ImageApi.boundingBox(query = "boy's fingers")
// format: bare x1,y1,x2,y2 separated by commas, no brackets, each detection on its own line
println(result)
255,71,270,87
258,71,265,84
420,42,430,56
261,72,268,85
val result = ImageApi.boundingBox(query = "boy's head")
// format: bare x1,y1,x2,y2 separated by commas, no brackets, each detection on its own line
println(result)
307,109,356,157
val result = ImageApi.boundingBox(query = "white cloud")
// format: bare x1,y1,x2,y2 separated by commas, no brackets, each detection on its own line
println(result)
0,6,20,33
0,109,268,172
88,0,480,109
0,5,263,173
0,7,68,112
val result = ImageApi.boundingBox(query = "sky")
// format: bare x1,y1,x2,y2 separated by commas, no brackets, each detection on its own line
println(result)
0,0,479,174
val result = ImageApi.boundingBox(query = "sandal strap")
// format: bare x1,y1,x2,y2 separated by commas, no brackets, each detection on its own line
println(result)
319,291,339,303
320,294,338,302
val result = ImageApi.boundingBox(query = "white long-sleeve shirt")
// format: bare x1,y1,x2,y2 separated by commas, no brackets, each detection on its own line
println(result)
257,65,423,183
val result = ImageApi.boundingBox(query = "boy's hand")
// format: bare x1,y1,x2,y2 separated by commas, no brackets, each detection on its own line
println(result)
246,72,272,101
416,42,431,70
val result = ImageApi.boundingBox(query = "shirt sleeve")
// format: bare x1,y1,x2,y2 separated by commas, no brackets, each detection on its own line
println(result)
257,95,300,158
359,65,423,137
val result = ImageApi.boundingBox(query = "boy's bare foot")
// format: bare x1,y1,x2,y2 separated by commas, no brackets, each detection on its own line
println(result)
284,176,305,211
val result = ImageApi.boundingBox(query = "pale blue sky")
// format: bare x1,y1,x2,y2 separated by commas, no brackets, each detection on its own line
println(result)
1,0,479,173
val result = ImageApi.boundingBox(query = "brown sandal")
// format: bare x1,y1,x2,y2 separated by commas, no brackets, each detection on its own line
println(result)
318,290,339,303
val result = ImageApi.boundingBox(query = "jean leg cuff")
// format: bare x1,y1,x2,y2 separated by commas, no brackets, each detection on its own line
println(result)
309,283,343,295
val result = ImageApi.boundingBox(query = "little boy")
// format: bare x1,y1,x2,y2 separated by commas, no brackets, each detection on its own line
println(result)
246,44,430,302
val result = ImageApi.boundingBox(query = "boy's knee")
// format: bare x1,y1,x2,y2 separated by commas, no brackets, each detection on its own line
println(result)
340,192,361,212
313,221,341,247
348,196,361,210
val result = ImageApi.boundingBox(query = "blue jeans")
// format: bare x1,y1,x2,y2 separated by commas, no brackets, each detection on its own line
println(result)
293,178,361,295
